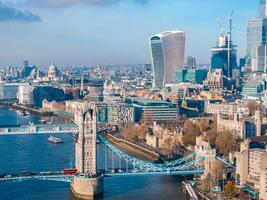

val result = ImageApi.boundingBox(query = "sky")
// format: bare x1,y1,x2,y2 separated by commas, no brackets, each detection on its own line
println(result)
0,0,260,67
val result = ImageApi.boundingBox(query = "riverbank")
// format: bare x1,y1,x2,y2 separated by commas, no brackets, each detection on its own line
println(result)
104,134,161,163
12,104,53,116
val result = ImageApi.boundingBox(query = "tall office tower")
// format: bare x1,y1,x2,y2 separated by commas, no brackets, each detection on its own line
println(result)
187,56,196,68
150,30,185,88
257,45,267,72
247,19,267,71
211,33,237,77
260,0,267,18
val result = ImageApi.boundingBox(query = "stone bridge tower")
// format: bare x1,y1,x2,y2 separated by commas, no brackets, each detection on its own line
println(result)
71,103,103,199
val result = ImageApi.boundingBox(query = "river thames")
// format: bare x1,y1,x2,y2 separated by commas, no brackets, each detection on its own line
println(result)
0,107,187,200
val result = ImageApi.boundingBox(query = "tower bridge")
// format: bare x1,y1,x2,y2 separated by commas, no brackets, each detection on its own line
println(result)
0,103,234,199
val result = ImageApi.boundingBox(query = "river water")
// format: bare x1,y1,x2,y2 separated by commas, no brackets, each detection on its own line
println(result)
0,107,187,200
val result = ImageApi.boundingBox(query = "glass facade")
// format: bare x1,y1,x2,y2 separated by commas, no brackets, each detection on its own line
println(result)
0,84,19,100
175,69,208,84
150,37,165,88
260,0,267,18
211,47,237,77
257,45,267,72
150,31,185,88
247,19,267,70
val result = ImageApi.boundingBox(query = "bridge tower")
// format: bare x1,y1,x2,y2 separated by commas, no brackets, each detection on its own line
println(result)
71,103,103,199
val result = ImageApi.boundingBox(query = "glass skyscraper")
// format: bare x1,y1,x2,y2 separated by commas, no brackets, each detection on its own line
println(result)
247,19,267,71
150,31,185,88
211,34,237,77
260,0,267,18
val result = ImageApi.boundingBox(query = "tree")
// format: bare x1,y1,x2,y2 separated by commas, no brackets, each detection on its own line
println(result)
198,119,210,132
224,181,237,198
182,120,201,146
205,128,218,148
215,131,237,155
121,125,148,141
182,133,197,146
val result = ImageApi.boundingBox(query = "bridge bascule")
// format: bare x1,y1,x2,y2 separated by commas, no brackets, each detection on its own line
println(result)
0,103,233,199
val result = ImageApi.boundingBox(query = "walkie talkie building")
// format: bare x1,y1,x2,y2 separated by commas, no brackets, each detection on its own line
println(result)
150,31,185,88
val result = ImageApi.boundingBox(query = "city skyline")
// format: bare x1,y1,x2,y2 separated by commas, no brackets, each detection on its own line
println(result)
0,0,259,66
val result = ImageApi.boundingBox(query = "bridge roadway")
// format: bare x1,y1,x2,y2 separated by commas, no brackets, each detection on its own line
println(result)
0,124,79,135
0,123,234,184
0,168,205,184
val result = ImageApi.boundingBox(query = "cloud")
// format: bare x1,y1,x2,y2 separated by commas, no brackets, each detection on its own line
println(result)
27,0,151,8
0,1,41,22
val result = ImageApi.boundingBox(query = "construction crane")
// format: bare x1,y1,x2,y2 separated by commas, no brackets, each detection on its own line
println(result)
227,11,234,78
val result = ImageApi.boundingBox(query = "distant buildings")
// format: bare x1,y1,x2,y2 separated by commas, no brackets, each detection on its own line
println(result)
247,18,267,72
260,0,267,19
187,56,196,68
17,83,34,106
242,74,267,100
211,33,237,77
246,0,267,72
86,79,104,102
47,61,59,81
150,30,185,88
175,69,208,84
0,83,19,101
203,69,224,91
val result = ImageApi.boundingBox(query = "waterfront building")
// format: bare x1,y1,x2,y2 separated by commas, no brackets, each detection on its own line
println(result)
247,18,267,71
203,69,224,91
107,103,134,126
150,30,185,88
0,83,20,101
17,83,34,106
211,33,237,77
127,98,178,123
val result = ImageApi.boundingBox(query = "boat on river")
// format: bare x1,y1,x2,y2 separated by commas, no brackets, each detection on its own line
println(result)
48,136,63,144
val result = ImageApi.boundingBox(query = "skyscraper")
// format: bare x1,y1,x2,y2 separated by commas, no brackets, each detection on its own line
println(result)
187,56,197,68
260,0,267,18
247,18,267,71
211,33,237,77
150,31,185,88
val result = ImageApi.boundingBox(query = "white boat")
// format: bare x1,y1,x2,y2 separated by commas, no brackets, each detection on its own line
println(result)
48,136,63,144
16,110,25,116
39,119,47,124
25,111,30,115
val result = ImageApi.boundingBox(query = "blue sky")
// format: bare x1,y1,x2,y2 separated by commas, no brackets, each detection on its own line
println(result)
0,0,259,66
